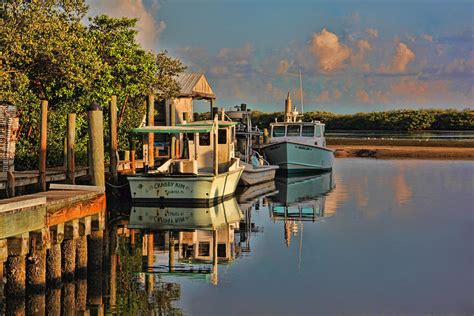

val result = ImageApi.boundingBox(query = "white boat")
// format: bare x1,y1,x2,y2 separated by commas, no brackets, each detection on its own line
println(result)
128,118,244,206
227,104,278,185
261,93,334,173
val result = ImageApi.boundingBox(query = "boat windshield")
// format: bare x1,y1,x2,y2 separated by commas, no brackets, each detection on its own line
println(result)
287,125,301,136
315,125,322,137
302,125,314,137
273,126,285,137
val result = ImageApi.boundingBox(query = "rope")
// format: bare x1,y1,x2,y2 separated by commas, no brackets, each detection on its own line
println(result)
105,181,129,188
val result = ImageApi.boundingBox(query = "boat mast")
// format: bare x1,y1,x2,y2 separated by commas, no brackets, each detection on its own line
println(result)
299,69,304,115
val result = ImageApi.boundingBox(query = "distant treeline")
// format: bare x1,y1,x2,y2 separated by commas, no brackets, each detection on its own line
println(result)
251,109,474,131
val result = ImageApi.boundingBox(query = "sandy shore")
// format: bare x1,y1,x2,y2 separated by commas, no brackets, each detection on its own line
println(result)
329,145,474,160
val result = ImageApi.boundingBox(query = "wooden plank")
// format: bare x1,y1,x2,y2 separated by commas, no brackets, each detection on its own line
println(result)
0,197,46,213
49,183,104,193
0,203,46,239
47,194,106,226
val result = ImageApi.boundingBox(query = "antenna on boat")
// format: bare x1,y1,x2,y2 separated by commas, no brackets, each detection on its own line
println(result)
299,69,304,115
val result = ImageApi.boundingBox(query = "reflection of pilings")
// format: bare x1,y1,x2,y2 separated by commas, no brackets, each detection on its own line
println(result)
87,214,104,315
26,291,45,315
46,287,61,316
6,297,25,316
146,232,154,296
211,230,218,286
62,282,75,315
75,278,87,313
169,231,175,273
87,230,103,304
108,223,118,309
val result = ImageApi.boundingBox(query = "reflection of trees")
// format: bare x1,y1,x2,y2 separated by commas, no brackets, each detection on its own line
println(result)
109,234,183,315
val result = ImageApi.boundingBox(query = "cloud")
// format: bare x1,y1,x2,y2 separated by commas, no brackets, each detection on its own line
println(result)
406,34,416,43
356,89,371,103
87,0,165,51
277,59,291,75
366,28,378,38
421,34,433,43
315,89,342,103
217,43,254,65
379,42,415,73
351,39,372,71
389,78,451,103
309,29,352,73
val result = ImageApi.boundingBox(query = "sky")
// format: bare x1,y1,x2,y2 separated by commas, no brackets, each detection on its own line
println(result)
87,0,473,113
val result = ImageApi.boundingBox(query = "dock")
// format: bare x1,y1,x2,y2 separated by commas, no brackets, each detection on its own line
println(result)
0,184,106,314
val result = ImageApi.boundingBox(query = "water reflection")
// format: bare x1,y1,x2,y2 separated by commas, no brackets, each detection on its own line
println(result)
269,172,335,248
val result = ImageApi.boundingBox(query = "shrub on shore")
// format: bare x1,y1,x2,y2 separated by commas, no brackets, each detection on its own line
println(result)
251,109,474,131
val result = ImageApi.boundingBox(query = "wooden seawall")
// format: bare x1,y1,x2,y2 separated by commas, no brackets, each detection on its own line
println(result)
0,184,106,315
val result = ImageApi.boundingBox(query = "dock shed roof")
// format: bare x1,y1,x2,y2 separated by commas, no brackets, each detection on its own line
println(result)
176,73,215,100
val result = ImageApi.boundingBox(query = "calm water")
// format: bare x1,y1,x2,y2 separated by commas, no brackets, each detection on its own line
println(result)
326,130,474,141
4,159,473,315
127,159,474,315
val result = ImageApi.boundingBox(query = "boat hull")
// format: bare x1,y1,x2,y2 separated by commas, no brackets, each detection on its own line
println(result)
261,141,334,173
128,167,244,206
239,163,279,186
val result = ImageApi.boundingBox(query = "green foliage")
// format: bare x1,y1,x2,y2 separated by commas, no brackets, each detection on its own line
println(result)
252,109,474,131
1,0,185,170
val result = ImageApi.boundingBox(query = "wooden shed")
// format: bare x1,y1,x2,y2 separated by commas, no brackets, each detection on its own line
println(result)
156,72,216,127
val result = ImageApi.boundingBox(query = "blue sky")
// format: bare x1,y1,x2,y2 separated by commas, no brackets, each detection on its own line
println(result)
88,0,473,113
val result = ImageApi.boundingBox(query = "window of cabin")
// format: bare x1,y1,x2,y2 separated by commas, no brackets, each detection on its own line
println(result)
198,242,210,256
315,126,322,137
199,133,211,146
186,133,194,141
272,126,285,137
287,124,301,136
218,129,227,144
217,244,226,258
302,125,314,137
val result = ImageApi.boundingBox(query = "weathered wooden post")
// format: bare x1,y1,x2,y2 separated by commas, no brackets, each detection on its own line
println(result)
0,239,6,301
109,95,118,184
62,281,75,313
63,137,68,169
39,100,48,191
147,94,155,168
170,101,176,159
87,103,105,188
220,107,225,121
130,140,136,175
76,216,90,279
67,113,76,184
124,150,130,170
26,229,48,316
62,219,78,282
193,112,199,122
47,224,63,287
6,233,28,297
6,171,15,198
213,115,219,175
210,99,215,118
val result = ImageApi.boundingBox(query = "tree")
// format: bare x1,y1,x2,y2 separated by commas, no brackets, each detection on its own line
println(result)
1,1,186,169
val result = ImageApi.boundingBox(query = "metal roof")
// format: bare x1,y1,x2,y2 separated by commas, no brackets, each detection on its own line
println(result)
132,126,212,134
176,73,215,99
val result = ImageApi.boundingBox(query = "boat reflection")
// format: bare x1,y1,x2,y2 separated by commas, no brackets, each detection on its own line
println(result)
270,171,335,222
269,172,335,248
128,198,243,285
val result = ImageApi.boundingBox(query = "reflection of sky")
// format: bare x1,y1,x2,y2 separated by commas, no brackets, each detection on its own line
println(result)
165,159,474,314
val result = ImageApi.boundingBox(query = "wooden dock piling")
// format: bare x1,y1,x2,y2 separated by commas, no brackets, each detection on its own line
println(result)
88,104,105,188
147,95,155,167
67,113,76,184
39,100,48,191
109,95,118,184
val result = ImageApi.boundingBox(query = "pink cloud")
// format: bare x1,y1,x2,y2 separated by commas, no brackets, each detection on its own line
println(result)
309,29,352,73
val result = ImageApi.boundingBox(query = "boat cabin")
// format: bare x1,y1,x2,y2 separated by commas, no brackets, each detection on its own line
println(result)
133,119,238,175
270,122,327,147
